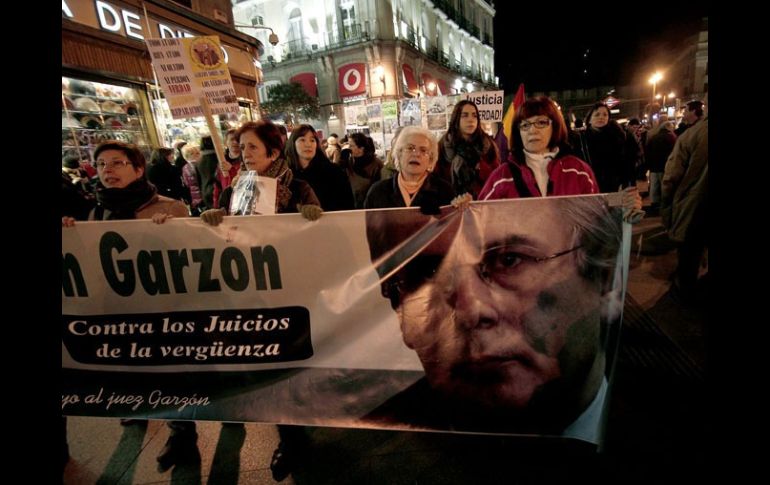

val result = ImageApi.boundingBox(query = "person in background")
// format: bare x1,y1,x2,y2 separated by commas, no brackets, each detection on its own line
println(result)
180,144,204,216
492,121,510,163
197,135,219,209
286,125,354,211
380,126,404,180
436,100,500,199
214,129,244,207
662,99,708,304
364,125,454,212
625,118,646,185
343,133,384,209
61,154,95,220
147,147,187,202
644,120,677,214
172,139,188,169
277,124,289,145
674,100,705,136
325,133,342,163
574,102,636,193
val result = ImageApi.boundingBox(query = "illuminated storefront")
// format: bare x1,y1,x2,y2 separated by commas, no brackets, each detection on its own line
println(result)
62,0,263,161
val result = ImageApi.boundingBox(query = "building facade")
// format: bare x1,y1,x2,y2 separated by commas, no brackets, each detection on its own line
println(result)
232,0,497,134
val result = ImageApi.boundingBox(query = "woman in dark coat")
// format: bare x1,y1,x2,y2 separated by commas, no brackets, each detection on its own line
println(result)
574,102,636,193
285,124,355,211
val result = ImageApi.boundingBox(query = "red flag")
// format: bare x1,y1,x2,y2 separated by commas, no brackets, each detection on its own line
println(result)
503,83,525,150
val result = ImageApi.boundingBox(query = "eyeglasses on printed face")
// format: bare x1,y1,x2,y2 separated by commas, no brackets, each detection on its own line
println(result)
402,144,431,157
478,244,582,288
388,244,582,299
519,119,552,131
94,160,132,170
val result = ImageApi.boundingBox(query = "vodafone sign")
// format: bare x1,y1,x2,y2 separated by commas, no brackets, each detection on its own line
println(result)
338,63,367,98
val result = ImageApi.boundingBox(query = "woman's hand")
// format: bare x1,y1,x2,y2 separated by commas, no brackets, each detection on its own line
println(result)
621,186,642,211
620,186,645,224
299,204,323,221
62,216,76,227
451,193,473,211
200,208,226,226
151,213,174,224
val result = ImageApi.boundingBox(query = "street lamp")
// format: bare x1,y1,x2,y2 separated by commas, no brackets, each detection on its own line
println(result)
648,71,663,112
233,24,279,48
663,91,675,112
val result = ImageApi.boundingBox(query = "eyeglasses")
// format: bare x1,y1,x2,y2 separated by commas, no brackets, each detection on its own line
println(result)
478,244,582,288
519,119,552,131
94,160,132,170
402,145,431,157
387,244,582,299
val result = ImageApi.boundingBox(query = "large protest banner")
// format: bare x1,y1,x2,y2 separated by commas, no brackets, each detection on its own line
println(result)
63,196,630,445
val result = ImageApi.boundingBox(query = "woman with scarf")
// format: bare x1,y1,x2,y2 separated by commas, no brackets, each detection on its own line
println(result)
436,100,500,199
198,120,321,482
61,140,189,474
199,120,322,223
62,140,188,226
364,126,454,213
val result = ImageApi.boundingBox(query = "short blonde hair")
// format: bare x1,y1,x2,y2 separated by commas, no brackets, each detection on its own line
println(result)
181,144,201,162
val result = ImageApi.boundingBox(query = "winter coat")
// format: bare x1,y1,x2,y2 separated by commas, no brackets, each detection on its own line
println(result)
661,118,708,243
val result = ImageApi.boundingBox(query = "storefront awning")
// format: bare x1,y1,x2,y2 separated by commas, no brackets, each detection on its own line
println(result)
290,73,318,98
437,79,449,96
402,64,419,95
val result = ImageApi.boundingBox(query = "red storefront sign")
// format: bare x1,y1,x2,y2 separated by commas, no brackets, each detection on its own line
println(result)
338,63,367,98
290,73,318,97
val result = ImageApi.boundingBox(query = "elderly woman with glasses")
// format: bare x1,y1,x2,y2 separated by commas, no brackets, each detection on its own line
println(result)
62,140,188,226
364,126,455,213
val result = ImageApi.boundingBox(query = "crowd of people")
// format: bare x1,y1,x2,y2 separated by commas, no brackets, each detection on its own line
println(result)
62,94,707,481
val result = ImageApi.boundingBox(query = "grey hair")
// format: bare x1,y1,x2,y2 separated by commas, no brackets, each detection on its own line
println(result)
392,126,439,171
551,196,622,285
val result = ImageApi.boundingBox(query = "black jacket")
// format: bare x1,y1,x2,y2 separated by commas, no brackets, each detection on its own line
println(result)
293,158,355,211
364,173,455,212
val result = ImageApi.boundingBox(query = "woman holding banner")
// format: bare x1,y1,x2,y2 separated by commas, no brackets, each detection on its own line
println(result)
61,140,189,474
61,140,188,225
198,121,323,224
436,100,500,199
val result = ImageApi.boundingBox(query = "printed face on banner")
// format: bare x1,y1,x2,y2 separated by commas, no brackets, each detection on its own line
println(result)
365,196,623,431
338,63,367,98
229,170,277,216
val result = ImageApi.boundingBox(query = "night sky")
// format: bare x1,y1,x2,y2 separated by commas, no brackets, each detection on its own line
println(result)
493,4,709,95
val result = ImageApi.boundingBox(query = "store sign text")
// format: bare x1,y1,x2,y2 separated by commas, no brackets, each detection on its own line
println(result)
63,1,193,40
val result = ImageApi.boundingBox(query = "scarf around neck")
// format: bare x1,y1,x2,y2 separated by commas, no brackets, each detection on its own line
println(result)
94,178,157,220
397,171,428,207
523,147,559,196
